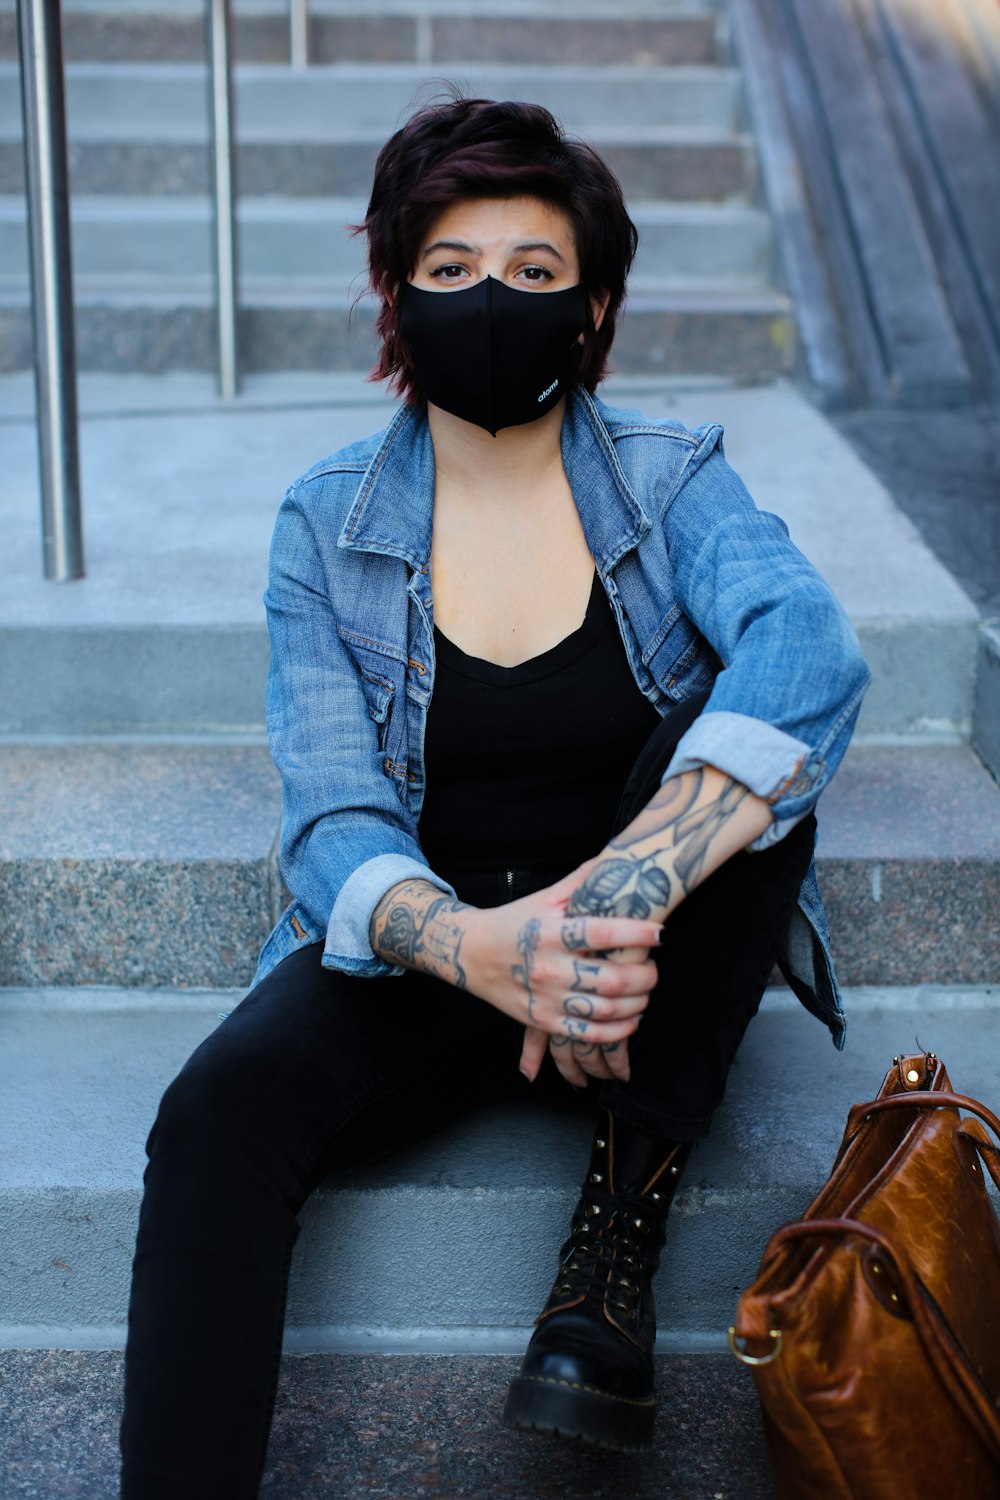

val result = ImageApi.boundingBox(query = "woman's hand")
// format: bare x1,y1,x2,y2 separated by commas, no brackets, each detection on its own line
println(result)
459,865,661,1086
369,868,661,1088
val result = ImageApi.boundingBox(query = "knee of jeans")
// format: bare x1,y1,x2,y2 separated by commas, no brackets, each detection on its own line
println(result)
148,1038,263,1160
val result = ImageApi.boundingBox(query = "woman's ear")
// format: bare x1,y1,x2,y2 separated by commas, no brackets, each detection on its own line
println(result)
591,290,611,333
579,291,611,343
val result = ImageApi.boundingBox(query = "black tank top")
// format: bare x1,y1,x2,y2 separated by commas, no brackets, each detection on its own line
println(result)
419,572,661,877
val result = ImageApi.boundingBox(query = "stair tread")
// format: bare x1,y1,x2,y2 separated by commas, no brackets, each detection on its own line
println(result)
0,1349,773,1500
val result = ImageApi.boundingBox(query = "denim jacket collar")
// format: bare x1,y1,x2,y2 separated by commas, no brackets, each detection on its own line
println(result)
337,390,651,575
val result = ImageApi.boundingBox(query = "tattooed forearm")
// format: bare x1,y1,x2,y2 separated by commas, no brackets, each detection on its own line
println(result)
569,769,758,925
610,768,749,891
370,880,470,989
511,917,542,1021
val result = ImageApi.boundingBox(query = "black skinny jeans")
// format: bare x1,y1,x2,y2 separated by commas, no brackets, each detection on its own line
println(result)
120,697,816,1498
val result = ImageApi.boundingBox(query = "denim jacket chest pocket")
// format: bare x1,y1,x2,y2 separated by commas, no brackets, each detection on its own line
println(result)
337,628,419,793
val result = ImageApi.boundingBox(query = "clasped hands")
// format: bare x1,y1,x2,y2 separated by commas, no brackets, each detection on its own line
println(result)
460,862,662,1090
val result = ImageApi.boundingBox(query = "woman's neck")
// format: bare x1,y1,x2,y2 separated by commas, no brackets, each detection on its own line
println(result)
427,399,568,507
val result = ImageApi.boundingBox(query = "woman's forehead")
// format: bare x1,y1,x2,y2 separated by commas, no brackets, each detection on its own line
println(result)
418,196,576,254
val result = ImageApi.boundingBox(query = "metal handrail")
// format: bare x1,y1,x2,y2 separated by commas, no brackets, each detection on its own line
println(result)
16,0,84,581
207,0,239,397
290,0,309,69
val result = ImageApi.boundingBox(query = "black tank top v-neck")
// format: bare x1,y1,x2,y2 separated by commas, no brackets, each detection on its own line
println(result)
419,572,661,876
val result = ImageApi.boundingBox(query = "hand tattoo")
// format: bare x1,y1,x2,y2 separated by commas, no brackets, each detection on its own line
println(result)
370,881,469,989
566,855,672,921
511,917,542,1022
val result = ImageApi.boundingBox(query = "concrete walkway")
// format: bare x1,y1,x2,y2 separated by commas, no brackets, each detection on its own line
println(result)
1,1350,773,1500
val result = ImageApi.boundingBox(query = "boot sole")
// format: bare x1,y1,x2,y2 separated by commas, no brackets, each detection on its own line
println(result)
502,1374,655,1452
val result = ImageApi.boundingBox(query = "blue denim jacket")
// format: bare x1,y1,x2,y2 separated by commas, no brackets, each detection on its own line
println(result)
255,389,870,1047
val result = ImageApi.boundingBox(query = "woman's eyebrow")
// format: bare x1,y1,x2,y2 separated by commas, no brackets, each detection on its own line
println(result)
421,239,480,259
512,241,565,260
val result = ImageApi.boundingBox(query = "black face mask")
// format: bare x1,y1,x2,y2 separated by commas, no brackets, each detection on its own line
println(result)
399,276,589,436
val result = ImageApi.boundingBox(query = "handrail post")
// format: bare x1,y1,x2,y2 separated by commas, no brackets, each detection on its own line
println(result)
16,0,84,581
207,0,239,398
290,0,309,69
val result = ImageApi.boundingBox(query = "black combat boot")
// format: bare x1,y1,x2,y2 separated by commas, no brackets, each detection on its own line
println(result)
502,1109,691,1451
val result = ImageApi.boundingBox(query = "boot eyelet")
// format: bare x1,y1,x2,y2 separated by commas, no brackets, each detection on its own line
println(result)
589,1172,604,1185
631,1217,648,1233
595,1138,606,1150
585,1203,603,1219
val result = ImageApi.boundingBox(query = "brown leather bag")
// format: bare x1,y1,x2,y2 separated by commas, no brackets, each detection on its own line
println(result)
728,1052,1000,1500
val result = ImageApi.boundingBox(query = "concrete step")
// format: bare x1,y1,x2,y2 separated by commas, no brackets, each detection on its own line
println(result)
0,126,756,201
1,983,996,1353
0,378,977,740
0,737,997,989
0,2,720,68
0,744,280,989
0,1349,774,1500
0,196,777,284
0,61,743,136
0,281,796,378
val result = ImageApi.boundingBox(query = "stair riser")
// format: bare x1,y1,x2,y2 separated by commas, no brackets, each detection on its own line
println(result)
0,854,994,988
3,996,996,1350
0,138,754,201
0,64,743,136
0,12,718,67
0,209,775,283
0,302,796,379
0,858,276,989
0,1182,806,1345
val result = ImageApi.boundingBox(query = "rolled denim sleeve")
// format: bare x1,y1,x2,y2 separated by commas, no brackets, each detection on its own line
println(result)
265,488,452,977
660,444,870,847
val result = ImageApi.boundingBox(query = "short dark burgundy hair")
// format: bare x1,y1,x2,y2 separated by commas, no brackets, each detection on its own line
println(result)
359,96,639,399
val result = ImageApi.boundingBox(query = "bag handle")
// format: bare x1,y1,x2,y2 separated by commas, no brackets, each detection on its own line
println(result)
957,1118,1000,1193
735,1218,1000,1463
843,1089,1000,1147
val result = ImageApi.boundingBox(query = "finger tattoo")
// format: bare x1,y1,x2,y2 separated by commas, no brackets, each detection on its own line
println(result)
569,959,601,994
561,918,590,951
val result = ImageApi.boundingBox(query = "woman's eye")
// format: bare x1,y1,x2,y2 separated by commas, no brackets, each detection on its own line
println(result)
518,265,554,284
429,263,467,281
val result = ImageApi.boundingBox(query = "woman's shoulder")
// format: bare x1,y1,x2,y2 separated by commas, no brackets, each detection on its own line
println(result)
578,390,728,512
287,426,387,499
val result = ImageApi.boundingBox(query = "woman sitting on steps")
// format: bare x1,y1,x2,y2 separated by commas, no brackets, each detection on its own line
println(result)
119,96,869,1497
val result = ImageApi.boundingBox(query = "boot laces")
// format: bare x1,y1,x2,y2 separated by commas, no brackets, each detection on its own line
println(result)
550,1184,657,1318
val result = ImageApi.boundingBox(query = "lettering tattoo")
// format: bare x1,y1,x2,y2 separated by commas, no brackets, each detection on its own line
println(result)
370,880,470,990
570,959,601,994
562,993,594,1038
567,770,749,924
560,918,590,951
511,917,543,1023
